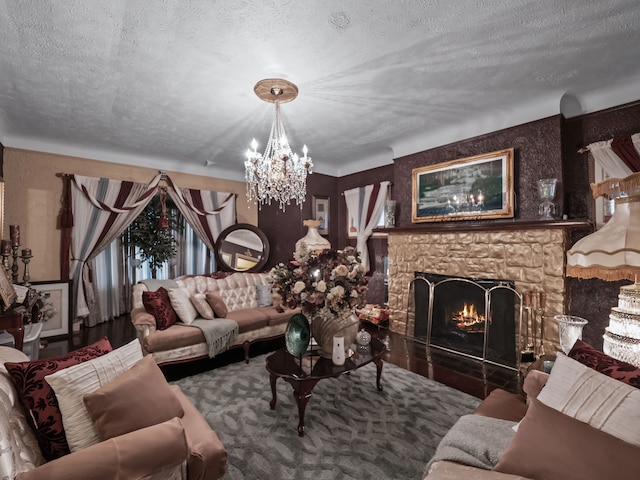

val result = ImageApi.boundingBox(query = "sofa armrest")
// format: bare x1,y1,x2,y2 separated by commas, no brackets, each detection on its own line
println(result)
131,307,157,329
170,385,227,480
425,461,533,480
522,370,549,400
16,417,187,480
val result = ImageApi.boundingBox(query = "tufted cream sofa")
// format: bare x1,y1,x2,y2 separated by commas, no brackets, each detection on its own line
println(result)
131,272,298,365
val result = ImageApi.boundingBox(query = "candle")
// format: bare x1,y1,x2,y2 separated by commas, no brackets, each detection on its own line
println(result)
21,248,32,257
9,225,19,246
0,240,10,255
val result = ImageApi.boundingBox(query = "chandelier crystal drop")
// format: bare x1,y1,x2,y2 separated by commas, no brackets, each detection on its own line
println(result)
245,79,313,210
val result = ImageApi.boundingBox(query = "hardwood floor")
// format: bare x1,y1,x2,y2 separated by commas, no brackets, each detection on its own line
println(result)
39,315,520,399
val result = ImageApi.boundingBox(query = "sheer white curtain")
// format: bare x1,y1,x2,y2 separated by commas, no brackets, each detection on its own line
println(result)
344,181,391,273
588,132,640,178
70,174,161,326
93,240,126,322
165,176,236,250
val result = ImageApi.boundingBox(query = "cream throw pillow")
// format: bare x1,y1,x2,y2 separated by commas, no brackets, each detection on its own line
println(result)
44,339,143,452
537,353,640,447
168,287,198,324
190,293,214,320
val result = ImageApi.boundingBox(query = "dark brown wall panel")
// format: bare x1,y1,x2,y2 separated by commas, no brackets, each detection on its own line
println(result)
394,116,564,227
259,172,338,270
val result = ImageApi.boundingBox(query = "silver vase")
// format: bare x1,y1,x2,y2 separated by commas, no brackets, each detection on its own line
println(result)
312,308,359,358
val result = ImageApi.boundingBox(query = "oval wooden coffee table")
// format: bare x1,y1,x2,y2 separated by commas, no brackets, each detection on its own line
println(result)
266,336,386,436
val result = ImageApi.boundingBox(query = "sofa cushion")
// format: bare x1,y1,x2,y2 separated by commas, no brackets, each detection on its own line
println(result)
191,293,215,319
536,353,640,447
83,355,184,440
44,339,143,452
493,398,640,480
260,307,298,327
4,336,113,461
206,292,228,318
256,284,272,307
225,309,269,333
142,287,177,330
168,287,199,325
144,324,206,352
569,339,640,389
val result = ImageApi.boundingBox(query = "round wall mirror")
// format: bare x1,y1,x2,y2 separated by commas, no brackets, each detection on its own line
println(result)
215,223,270,272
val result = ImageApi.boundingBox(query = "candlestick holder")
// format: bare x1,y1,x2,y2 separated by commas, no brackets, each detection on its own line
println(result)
11,245,19,284
1,252,10,275
21,254,33,287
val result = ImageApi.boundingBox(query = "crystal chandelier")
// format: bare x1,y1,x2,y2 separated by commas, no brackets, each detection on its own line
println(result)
245,79,313,210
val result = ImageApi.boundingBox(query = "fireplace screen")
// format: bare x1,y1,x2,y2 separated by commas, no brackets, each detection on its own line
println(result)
408,272,519,369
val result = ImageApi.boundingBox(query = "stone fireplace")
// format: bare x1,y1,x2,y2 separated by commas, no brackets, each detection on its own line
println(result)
385,222,583,356
410,272,518,368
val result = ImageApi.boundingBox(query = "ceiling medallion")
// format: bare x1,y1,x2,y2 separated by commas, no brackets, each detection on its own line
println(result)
245,78,313,211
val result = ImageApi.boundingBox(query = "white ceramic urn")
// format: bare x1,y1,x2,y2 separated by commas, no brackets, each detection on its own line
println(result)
294,219,331,261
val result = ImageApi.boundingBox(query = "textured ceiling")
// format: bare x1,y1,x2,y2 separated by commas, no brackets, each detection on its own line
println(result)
1,1,640,180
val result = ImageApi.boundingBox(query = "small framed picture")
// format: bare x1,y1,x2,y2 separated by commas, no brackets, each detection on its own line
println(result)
312,196,330,235
32,280,71,340
0,270,17,310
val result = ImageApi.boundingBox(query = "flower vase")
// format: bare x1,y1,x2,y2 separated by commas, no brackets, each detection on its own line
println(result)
312,308,359,358
554,315,588,354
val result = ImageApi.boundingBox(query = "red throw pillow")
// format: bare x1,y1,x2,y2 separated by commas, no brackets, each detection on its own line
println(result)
569,339,640,389
4,336,113,461
142,287,178,330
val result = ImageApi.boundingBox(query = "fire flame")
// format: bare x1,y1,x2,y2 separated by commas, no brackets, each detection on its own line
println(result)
454,303,486,331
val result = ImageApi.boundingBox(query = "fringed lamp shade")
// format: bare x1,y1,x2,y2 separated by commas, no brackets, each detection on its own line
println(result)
566,173,640,282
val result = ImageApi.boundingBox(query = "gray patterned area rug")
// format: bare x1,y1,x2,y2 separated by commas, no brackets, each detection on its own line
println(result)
172,354,481,480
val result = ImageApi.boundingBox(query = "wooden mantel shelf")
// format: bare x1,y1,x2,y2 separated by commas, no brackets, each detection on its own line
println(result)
375,218,593,235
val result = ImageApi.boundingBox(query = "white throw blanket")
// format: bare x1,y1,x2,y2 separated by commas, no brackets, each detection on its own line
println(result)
424,414,516,475
181,318,239,358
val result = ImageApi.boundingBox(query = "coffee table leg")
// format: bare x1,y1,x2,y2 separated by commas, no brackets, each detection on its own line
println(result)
269,373,278,410
374,358,384,391
290,378,319,437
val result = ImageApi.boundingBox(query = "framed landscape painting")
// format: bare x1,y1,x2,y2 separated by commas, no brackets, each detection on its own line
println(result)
412,148,514,223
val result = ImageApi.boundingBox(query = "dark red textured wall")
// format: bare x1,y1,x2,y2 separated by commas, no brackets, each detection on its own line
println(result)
394,116,564,227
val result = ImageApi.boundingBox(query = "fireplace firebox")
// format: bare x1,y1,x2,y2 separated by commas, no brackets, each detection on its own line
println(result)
408,272,520,369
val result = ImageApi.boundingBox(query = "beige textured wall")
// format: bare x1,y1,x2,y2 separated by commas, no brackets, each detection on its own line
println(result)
3,148,255,282
387,228,568,355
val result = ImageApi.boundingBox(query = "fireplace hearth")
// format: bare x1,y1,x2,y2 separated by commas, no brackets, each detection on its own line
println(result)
408,272,519,369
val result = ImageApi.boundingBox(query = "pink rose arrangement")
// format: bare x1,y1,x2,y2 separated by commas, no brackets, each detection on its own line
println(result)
269,247,368,315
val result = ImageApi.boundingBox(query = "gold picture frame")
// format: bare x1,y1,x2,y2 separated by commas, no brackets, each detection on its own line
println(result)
412,148,514,223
